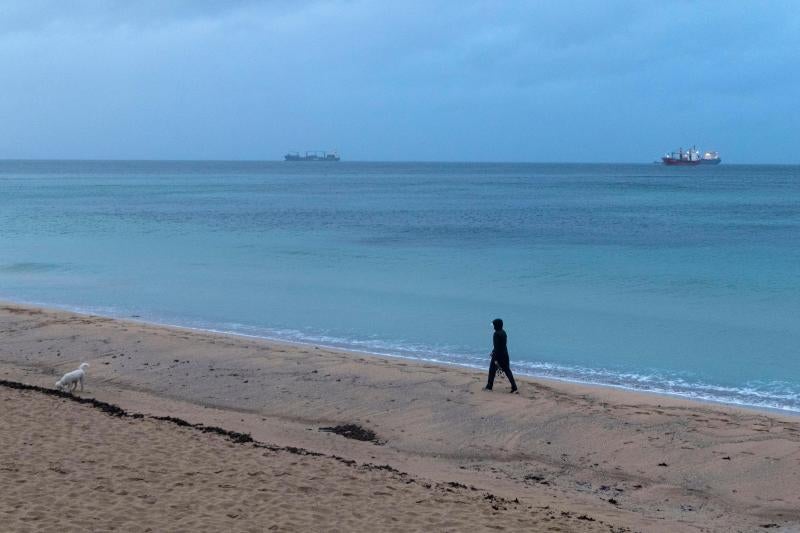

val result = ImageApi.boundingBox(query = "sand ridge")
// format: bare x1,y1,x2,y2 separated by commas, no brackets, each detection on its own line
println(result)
1,383,617,532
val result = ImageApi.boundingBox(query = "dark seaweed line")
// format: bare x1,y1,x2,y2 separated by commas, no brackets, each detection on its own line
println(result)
0,378,531,512
0,378,324,455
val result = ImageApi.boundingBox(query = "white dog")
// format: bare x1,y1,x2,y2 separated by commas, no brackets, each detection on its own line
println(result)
55,363,89,393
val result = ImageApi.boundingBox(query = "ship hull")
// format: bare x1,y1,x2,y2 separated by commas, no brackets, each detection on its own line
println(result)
698,158,721,165
284,154,340,162
662,157,700,166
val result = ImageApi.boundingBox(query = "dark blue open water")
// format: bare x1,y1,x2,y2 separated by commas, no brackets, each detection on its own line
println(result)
1,160,799,411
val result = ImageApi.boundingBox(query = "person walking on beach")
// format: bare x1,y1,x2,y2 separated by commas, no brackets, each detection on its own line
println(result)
485,318,518,393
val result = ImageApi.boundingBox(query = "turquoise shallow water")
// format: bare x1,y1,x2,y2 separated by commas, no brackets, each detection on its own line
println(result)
1,160,799,410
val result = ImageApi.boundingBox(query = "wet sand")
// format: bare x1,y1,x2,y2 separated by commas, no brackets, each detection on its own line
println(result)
2,302,800,532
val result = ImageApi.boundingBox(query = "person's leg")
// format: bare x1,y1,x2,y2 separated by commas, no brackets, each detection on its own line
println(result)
504,364,518,391
486,359,498,389
498,358,517,391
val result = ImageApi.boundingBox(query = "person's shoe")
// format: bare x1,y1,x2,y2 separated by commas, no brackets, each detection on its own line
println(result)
483,386,492,391
509,387,518,394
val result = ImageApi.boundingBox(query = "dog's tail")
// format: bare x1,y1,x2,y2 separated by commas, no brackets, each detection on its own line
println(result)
79,362,89,371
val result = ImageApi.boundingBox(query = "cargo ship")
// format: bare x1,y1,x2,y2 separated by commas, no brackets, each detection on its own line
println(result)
284,150,340,162
662,146,721,166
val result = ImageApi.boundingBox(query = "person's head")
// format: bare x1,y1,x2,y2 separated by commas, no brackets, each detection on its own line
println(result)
492,318,503,331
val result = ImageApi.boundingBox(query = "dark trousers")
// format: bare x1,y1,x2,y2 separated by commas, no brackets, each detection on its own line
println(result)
486,356,517,390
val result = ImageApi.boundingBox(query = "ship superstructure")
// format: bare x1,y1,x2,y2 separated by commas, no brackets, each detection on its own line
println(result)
699,151,721,165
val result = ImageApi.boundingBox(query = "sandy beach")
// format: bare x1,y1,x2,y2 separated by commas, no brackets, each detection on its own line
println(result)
2,302,800,532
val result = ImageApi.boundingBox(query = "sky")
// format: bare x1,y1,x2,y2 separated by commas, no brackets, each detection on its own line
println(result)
0,1,798,163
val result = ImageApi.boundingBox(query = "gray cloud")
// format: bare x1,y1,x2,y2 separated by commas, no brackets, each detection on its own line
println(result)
0,1,798,162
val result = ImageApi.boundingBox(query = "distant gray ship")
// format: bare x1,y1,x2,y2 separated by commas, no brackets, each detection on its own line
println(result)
284,150,340,162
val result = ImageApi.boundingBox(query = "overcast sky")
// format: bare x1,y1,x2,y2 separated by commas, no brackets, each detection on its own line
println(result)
1,1,798,163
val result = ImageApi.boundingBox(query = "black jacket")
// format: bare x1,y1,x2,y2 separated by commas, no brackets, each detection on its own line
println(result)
492,329,509,361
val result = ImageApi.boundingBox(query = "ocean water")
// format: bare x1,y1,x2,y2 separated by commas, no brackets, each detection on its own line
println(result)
1,160,799,411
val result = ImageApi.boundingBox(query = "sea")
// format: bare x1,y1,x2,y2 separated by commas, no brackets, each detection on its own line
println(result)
1,160,799,412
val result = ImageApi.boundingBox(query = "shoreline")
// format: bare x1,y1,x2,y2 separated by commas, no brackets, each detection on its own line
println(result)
3,301,800,530
2,296,797,417
121,321,800,418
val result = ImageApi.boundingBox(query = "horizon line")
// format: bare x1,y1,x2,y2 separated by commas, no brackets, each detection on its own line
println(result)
0,157,795,166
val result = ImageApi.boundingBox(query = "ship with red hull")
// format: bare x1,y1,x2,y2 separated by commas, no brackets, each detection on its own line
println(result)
662,146,721,166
